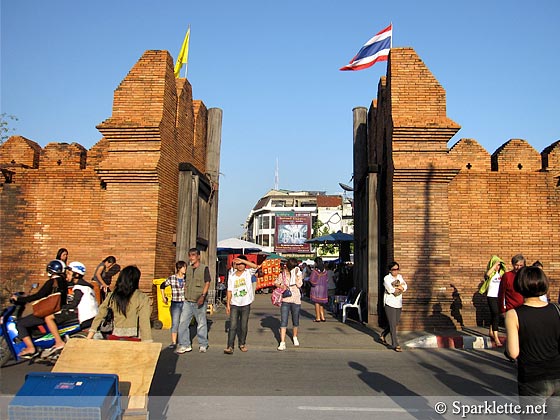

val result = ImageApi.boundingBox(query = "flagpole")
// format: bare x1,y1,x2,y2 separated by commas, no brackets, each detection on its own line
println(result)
390,22,393,49
184,24,190,79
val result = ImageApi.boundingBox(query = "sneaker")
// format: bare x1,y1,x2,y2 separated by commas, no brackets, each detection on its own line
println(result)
175,345,192,354
293,337,300,347
199,346,208,353
277,342,286,351
168,343,177,350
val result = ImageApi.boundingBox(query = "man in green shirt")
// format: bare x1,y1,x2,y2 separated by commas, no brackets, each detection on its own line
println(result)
176,248,211,354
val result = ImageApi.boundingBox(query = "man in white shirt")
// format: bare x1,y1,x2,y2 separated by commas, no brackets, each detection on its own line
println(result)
224,255,260,354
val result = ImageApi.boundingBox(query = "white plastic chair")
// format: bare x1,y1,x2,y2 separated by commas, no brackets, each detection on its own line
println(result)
342,290,362,324
206,289,217,314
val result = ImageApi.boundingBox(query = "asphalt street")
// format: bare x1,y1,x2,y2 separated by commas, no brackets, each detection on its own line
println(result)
1,295,520,419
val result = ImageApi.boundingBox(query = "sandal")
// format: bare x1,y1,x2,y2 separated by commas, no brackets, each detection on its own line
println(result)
239,345,248,352
379,336,387,345
42,345,65,357
223,347,234,355
18,349,38,359
313,319,321,323
394,346,402,352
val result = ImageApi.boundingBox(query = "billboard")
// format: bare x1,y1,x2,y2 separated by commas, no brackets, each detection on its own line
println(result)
275,213,311,253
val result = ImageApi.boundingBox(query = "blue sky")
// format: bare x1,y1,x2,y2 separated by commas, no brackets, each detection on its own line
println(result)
2,1,559,240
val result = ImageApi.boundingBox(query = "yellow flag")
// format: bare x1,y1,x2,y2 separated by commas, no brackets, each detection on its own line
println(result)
174,27,190,78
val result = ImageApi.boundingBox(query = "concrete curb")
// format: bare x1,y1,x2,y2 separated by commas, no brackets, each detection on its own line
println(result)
404,334,506,349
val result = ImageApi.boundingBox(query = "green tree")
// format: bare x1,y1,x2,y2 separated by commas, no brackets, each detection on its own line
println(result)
0,113,18,145
311,220,337,255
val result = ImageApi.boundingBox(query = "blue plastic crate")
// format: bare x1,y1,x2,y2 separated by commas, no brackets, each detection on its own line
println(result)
9,372,121,420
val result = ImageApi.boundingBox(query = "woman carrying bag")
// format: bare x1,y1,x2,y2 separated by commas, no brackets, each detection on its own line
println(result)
275,258,303,351
87,265,152,342
11,260,68,358
380,261,408,352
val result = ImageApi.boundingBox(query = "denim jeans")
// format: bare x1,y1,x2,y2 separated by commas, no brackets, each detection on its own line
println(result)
518,379,560,419
280,302,301,328
228,304,251,348
178,301,208,348
170,301,183,333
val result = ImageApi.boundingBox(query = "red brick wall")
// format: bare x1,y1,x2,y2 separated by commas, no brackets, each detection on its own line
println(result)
367,47,560,330
0,50,212,307
0,140,105,295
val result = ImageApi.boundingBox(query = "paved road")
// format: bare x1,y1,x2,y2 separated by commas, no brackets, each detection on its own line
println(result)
1,295,520,419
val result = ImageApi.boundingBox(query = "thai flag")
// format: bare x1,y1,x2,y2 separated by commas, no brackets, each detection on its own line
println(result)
340,24,392,71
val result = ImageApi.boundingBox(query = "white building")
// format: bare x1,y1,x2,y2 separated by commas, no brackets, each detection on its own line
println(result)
243,189,353,256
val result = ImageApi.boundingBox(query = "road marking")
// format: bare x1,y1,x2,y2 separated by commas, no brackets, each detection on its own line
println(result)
297,406,419,413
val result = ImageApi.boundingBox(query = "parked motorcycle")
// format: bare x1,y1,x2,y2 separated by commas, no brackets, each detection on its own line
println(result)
0,294,86,366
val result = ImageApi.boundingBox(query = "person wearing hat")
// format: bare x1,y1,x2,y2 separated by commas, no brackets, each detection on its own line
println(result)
43,261,99,355
224,255,261,354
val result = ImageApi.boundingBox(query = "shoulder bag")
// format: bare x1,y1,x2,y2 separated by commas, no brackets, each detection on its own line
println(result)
271,287,283,307
32,292,62,318
281,271,292,298
32,278,61,318
99,307,114,334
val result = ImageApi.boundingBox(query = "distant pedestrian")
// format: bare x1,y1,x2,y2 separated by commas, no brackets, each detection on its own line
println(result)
481,255,506,347
159,261,187,350
532,261,549,303
92,256,117,302
380,261,408,352
505,266,560,419
56,248,68,265
497,254,526,314
327,262,336,310
224,255,260,354
310,257,328,322
300,263,312,298
175,249,211,354
276,258,303,351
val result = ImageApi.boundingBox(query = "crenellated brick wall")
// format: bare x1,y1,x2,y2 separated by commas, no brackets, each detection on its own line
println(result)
362,47,560,330
0,50,219,308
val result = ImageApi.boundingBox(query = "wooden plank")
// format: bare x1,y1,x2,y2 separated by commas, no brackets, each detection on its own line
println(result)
206,108,222,286
53,339,161,413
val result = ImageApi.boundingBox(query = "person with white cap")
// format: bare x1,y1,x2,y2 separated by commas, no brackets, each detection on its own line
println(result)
43,261,98,354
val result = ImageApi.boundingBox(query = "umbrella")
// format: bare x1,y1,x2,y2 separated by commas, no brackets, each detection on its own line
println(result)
217,238,264,254
264,252,285,260
305,231,354,244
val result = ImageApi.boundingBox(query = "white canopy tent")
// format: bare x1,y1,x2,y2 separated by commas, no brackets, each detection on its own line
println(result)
217,238,264,254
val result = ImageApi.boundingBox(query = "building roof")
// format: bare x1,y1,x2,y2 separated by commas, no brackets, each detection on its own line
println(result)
251,189,327,211
316,195,342,208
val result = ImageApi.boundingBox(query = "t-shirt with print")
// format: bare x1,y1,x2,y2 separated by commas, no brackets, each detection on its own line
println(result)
487,272,501,298
228,268,256,307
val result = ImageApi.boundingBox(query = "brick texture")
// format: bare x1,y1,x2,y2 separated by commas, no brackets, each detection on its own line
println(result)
0,50,213,311
365,47,560,330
